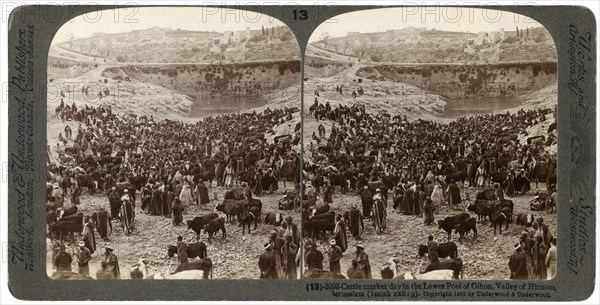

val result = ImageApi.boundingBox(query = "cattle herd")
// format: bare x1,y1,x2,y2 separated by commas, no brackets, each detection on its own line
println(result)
47,84,556,280
300,94,557,280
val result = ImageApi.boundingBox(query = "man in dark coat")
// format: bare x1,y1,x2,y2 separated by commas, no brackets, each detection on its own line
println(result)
172,198,183,225
108,187,120,219
423,198,434,225
360,186,373,219
346,206,362,239
413,185,424,216
305,244,324,270
509,243,528,279
54,244,72,272
151,184,163,216
259,243,277,279
447,180,462,209
96,208,112,241
161,185,173,217
403,185,414,215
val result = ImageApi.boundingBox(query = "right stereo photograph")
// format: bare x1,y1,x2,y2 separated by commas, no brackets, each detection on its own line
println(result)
301,7,557,281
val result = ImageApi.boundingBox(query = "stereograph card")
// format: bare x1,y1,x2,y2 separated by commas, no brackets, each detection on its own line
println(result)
4,3,597,301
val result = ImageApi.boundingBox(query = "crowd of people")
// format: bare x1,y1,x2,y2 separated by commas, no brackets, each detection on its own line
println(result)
48,85,557,280
509,217,556,280
48,99,304,279
300,93,557,279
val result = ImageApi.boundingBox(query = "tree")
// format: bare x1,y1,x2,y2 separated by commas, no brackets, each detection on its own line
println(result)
262,25,265,36
271,27,275,35
526,27,529,37
516,26,519,37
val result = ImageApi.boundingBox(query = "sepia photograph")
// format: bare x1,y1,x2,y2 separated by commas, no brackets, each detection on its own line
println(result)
45,7,302,280
302,7,557,281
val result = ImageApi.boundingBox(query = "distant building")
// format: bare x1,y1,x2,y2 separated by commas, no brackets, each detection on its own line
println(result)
346,32,360,37
234,30,247,42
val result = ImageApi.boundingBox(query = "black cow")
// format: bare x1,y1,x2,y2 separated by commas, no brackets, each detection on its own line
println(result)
491,207,510,234
495,199,514,222
438,213,470,241
51,221,83,240
241,206,260,234
454,217,477,242
424,258,463,279
174,258,213,279
310,211,335,222
417,242,458,259
215,199,244,223
304,218,334,239
204,217,226,242
312,203,330,216
187,213,219,241
224,188,245,200
329,173,348,194
475,188,497,200
167,242,207,259
466,200,495,223
58,212,84,225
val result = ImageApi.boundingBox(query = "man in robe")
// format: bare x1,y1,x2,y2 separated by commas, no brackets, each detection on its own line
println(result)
196,179,210,209
328,239,343,274
355,243,371,279
82,216,96,254
333,214,348,253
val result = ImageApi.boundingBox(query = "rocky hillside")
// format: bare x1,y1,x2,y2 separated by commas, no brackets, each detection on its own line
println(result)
304,56,352,78
102,61,301,101
356,62,557,98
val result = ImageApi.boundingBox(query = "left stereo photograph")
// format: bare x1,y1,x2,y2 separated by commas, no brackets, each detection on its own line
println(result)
46,6,303,280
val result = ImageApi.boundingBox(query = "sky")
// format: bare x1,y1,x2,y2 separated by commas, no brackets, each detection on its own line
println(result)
309,7,545,42
53,6,287,43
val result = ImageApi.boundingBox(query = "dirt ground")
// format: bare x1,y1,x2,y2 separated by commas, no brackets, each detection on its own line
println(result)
47,182,300,279
305,183,557,280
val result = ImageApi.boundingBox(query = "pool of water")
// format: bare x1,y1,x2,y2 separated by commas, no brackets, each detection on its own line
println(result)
441,96,522,118
187,93,268,118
